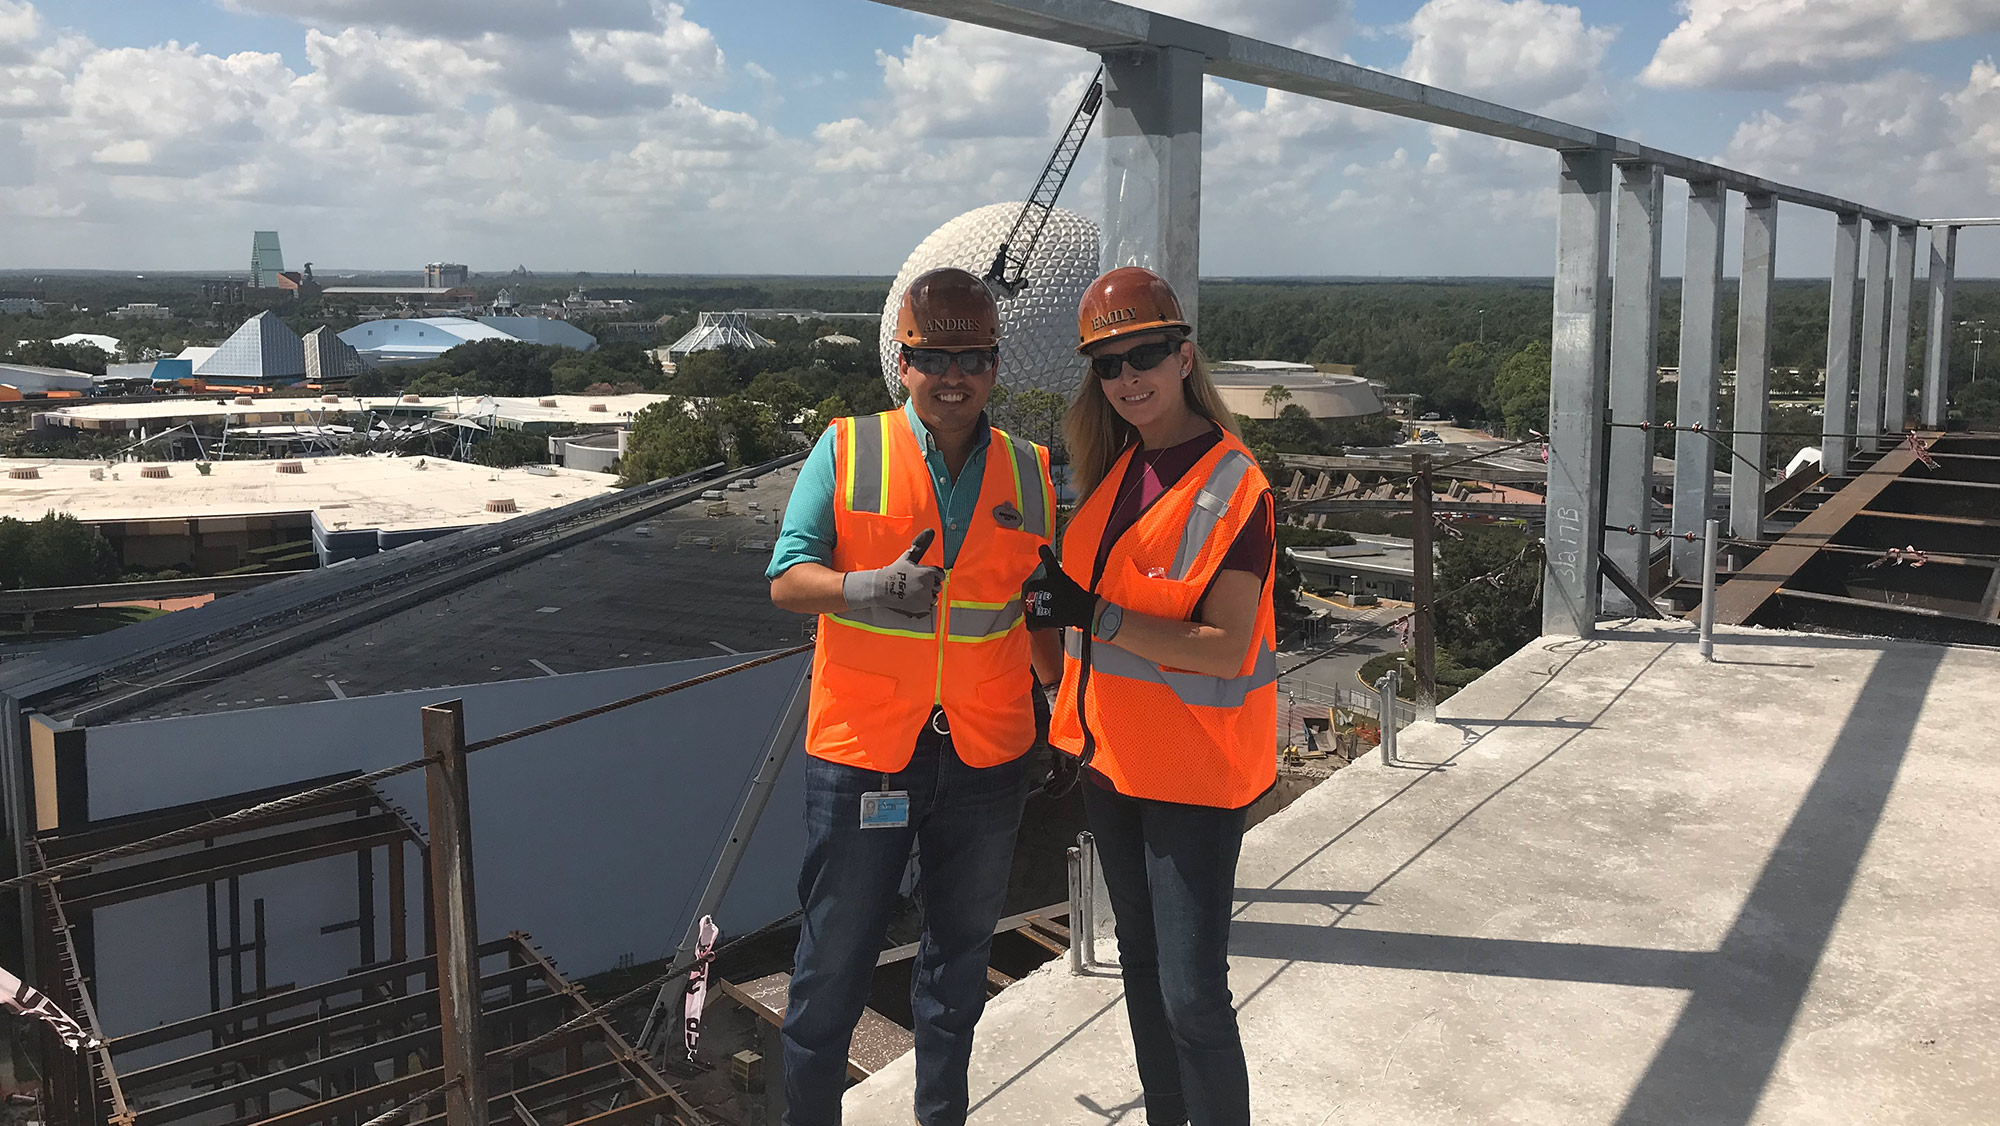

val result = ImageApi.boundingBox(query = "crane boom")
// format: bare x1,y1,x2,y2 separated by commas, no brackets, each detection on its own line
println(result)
985,68,1105,299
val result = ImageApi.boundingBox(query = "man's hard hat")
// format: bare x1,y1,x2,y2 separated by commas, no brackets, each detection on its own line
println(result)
894,268,1001,350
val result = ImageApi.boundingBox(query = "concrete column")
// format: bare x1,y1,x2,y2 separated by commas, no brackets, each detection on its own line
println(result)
1604,162,1664,613
1673,181,1727,579
1541,149,1614,638
1822,214,1862,476
1884,224,1918,434
1731,194,1777,543
1098,45,1205,332
1921,225,1958,429
1856,219,1893,451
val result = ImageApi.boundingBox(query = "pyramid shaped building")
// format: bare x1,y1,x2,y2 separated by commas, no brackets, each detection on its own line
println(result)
303,325,370,385
194,310,306,385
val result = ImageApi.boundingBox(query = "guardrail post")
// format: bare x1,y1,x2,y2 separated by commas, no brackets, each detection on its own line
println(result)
1921,225,1957,429
1699,519,1719,661
1885,224,1919,432
1857,219,1894,452
1605,161,1664,609
1823,213,1862,476
1542,148,1614,638
1673,181,1727,579
1376,670,1399,766
1731,193,1777,543
1065,845,1085,974
1410,452,1436,706
422,700,487,1126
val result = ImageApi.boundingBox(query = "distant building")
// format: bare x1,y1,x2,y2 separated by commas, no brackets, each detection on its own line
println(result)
194,310,306,385
0,298,44,315
50,332,121,355
250,230,285,288
337,316,597,366
1210,362,1385,419
320,286,478,312
667,311,773,358
302,326,370,385
1287,535,1416,602
111,302,172,320
0,363,94,398
426,262,471,287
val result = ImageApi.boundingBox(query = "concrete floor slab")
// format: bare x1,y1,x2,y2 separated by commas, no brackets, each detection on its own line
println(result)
844,621,2000,1125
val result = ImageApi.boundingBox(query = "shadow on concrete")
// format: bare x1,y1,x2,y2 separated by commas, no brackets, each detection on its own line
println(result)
1609,638,1946,1126
1437,717,1596,729
1225,923,1704,989
1231,887,1371,907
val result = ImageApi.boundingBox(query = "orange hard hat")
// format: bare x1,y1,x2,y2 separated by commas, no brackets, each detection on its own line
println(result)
1076,266,1190,352
893,268,1000,350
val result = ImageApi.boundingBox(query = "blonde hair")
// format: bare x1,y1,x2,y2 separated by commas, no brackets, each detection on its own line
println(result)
1063,336,1241,497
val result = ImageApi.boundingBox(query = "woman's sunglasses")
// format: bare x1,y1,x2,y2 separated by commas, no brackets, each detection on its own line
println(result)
1090,339,1181,381
902,347,998,377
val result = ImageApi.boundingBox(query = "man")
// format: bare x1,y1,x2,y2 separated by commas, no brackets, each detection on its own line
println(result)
767,267,1059,1126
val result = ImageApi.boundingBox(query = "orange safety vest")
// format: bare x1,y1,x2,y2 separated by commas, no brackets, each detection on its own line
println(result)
809,410,1054,771
1050,430,1277,808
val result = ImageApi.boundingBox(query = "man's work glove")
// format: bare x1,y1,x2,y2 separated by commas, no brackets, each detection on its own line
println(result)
842,528,944,619
1022,544,1095,631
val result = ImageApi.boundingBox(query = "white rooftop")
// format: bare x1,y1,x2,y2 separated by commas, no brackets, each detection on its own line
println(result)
42,393,678,429
0,456,620,533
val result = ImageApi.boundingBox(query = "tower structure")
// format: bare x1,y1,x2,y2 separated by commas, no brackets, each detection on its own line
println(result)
250,231,285,289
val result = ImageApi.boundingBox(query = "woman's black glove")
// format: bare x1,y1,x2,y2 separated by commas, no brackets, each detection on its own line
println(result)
1022,544,1095,631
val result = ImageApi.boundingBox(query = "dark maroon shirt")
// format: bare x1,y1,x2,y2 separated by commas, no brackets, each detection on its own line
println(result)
1089,428,1274,593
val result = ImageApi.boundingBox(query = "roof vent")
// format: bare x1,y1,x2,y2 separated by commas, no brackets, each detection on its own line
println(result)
588,403,608,412
141,465,170,479
8,467,39,480
276,460,305,474
485,498,519,513
402,394,422,404
538,398,558,407
321,394,340,403
233,396,254,405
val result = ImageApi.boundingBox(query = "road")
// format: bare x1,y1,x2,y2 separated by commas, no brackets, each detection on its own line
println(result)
1280,591,1407,698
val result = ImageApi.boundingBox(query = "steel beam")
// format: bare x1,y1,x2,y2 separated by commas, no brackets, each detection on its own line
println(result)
1885,224,1918,433
1857,219,1893,451
869,0,1914,223
1542,149,1613,637
1098,44,1204,328
1823,214,1863,476
1673,181,1728,578
1923,226,1958,429
423,700,488,1126
1731,194,1777,543
1605,162,1665,611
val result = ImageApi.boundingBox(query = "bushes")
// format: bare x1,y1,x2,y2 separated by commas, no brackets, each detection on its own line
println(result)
617,395,795,486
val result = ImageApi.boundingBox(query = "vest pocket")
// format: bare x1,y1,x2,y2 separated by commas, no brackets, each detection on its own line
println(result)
820,661,899,703
976,666,1031,705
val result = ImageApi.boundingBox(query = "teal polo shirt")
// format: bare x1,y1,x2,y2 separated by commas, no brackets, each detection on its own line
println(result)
767,402,994,577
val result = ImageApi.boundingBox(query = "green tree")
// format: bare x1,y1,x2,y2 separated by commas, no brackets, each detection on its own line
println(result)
806,394,852,434
708,396,790,466
1261,384,1293,416
1960,378,2000,424
1433,524,1541,671
0,513,120,590
620,398,724,485
1489,341,1551,438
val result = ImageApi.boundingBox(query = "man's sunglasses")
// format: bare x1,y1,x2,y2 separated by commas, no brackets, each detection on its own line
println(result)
902,347,998,377
1090,339,1181,380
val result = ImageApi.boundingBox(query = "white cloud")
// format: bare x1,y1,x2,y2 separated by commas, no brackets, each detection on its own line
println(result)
1643,0,2000,90
1720,61,2000,215
220,0,660,41
1146,0,1354,55
1401,0,1616,119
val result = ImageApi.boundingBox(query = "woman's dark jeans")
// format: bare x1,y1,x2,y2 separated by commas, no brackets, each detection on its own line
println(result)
1083,783,1251,1126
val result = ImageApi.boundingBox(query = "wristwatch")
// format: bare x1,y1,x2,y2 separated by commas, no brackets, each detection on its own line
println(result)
1092,602,1123,643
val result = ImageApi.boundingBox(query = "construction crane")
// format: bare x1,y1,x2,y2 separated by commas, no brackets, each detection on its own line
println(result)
984,67,1105,299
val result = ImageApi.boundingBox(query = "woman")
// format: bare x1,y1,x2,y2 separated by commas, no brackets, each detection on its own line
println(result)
1022,266,1275,1126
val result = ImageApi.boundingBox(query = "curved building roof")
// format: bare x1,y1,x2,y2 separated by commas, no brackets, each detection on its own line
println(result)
1211,366,1384,419
337,316,596,365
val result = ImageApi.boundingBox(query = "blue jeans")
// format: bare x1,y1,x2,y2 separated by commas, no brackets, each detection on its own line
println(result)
1083,784,1251,1126
782,726,1031,1126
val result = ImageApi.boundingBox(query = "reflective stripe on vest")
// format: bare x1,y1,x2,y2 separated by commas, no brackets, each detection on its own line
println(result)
1066,630,1278,708
996,429,1053,539
844,411,890,515
1170,448,1253,580
946,597,1024,642
828,603,936,640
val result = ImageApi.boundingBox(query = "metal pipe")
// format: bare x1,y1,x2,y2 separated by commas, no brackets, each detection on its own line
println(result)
1076,831,1098,970
1065,846,1084,974
1376,670,1399,766
1699,518,1719,661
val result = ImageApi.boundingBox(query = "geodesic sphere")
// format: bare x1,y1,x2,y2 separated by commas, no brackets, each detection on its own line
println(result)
880,203,1101,400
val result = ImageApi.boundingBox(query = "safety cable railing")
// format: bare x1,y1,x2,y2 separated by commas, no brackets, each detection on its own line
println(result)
2,644,813,894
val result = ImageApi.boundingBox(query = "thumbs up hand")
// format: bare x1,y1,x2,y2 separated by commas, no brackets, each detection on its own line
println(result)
1022,544,1095,631
842,530,945,619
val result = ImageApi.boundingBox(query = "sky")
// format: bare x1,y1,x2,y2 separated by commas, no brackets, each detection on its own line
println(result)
0,0,1995,277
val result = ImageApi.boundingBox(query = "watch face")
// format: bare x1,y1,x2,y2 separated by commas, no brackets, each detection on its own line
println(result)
1096,604,1122,640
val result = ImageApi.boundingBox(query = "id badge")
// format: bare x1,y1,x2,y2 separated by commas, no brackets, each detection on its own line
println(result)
859,790,910,829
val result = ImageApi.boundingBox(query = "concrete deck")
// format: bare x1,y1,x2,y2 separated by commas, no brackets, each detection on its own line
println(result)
846,620,2000,1124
